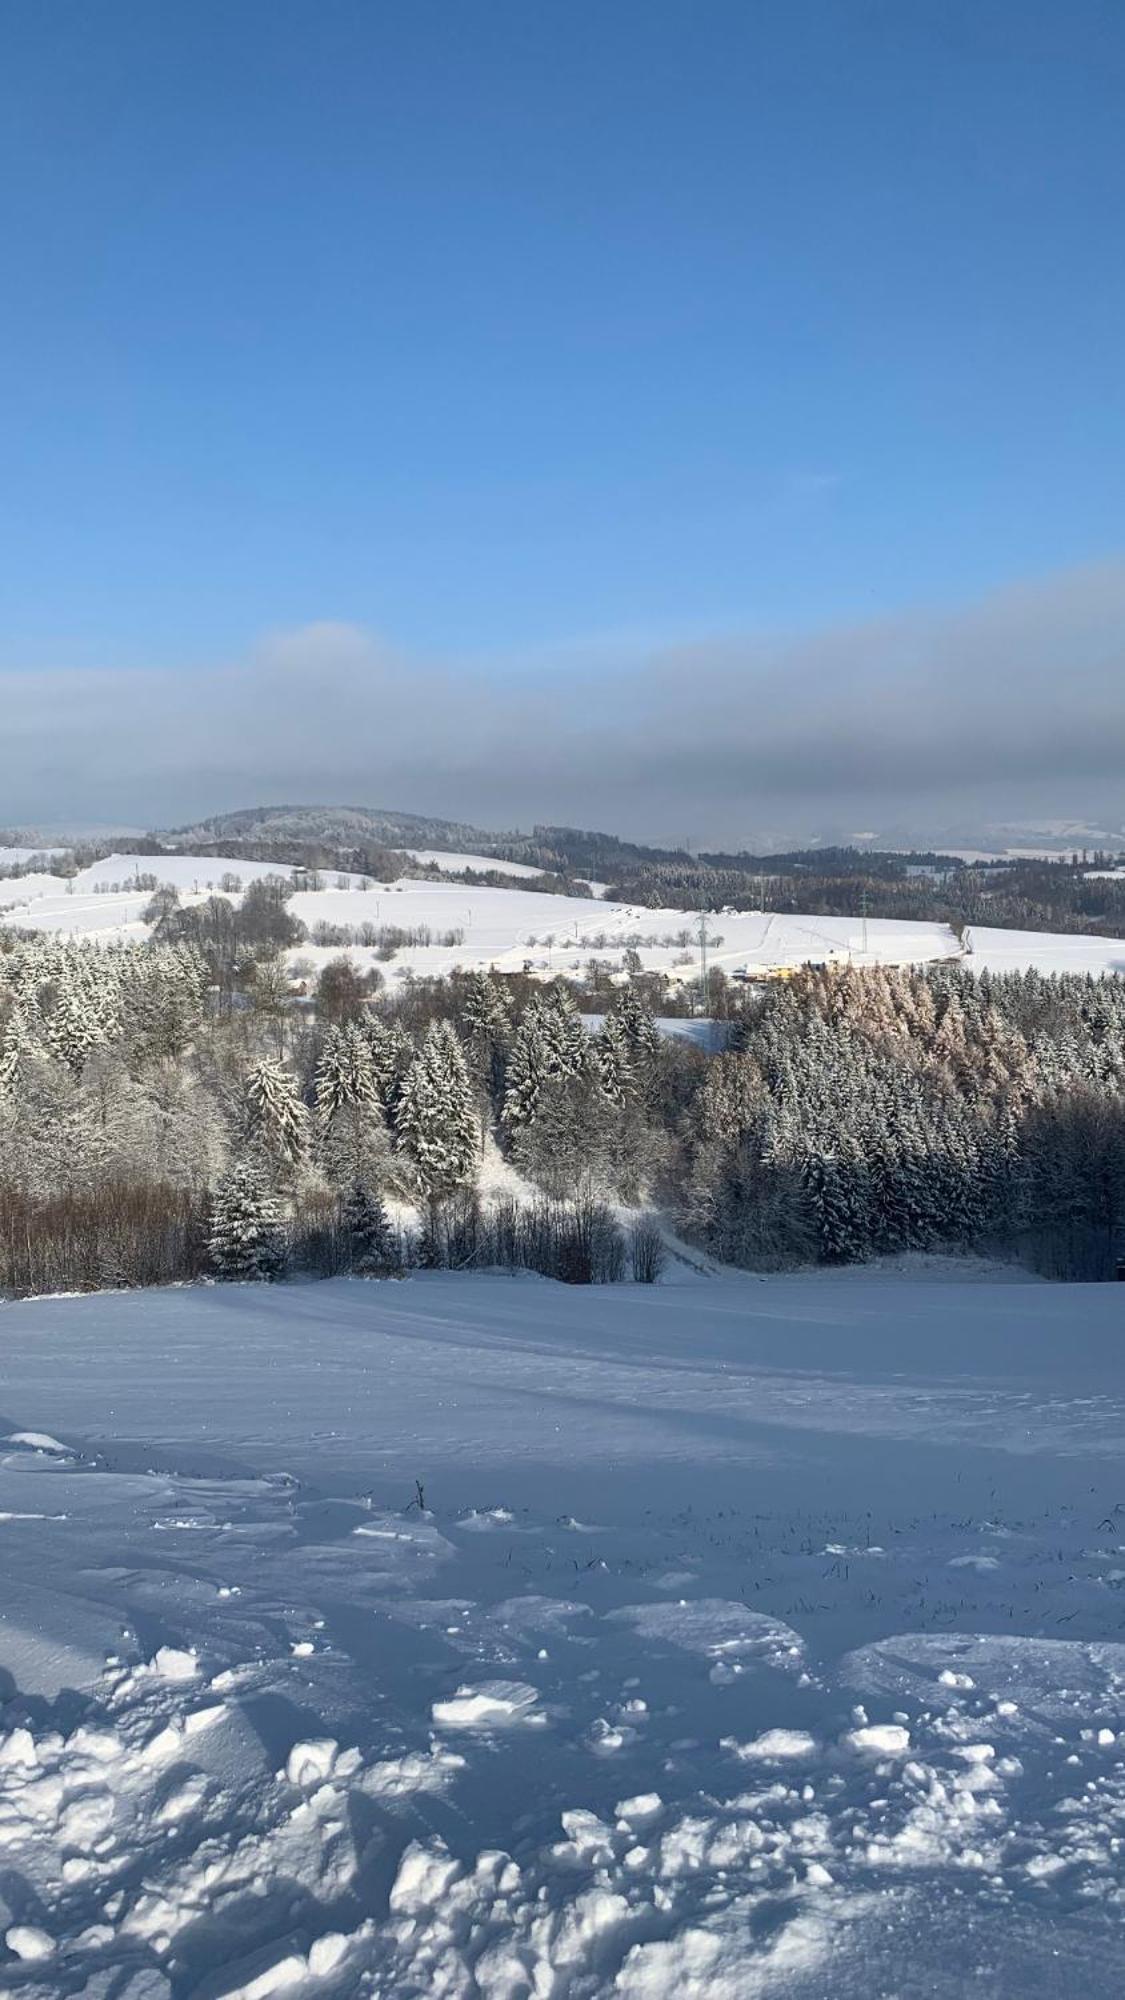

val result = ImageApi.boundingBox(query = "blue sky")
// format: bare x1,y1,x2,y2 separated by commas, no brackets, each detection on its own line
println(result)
2,1,1124,836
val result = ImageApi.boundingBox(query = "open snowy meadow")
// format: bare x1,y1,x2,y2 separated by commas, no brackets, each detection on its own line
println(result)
7,850,1125,987
1,1269,1124,1996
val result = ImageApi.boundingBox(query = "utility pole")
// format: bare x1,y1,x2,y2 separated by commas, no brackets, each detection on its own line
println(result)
861,881,869,958
698,905,715,1015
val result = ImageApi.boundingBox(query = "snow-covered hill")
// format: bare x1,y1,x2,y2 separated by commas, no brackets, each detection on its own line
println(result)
163,801,508,851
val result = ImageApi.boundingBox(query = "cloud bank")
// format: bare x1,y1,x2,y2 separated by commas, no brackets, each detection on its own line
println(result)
2,561,1124,847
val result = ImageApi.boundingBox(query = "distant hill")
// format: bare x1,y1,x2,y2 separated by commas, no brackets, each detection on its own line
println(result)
159,803,687,875
163,802,509,852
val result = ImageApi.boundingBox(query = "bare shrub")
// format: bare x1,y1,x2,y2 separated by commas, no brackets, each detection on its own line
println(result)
629,1216,666,1283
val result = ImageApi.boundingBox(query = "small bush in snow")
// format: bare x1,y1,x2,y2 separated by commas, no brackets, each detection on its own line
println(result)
629,1217,666,1284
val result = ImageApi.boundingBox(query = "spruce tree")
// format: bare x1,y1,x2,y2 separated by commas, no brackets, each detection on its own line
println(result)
209,1161,286,1280
341,1180,399,1276
246,1056,309,1170
360,1017,413,1127
396,1021,479,1203
539,986,589,1082
615,989,661,1069
802,1148,870,1263
460,971,512,1112
594,1010,633,1105
316,1024,378,1124
502,1002,549,1129
0,1005,37,1100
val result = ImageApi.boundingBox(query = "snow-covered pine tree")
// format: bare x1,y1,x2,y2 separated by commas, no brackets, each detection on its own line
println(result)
501,987,591,1135
0,1005,37,1100
245,1056,309,1170
615,988,660,1069
341,1180,399,1276
501,1002,549,1129
882,1081,941,1249
460,971,512,1110
208,1160,287,1279
539,986,589,1083
932,1102,985,1245
360,1017,413,1128
976,1105,1024,1243
316,1023,387,1188
38,960,109,1074
0,1047,94,1201
594,1009,633,1106
801,1146,870,1263
314,1025,348,1123
395,1021,479,1202
315,1023,378,1124
125,940,206,1062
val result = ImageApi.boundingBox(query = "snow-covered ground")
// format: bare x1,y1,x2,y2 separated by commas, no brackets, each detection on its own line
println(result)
0,873,76,916
73,854,321,894
288,890,963,988
964,925,1125,978
6,852,1125,989
0,857,365,944
1,1271,1124,1995
404,852,608,896
0,890,156,940
403,849,551,880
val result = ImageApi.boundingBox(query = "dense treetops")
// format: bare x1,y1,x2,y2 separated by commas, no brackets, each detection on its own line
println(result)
2,922,1125,1293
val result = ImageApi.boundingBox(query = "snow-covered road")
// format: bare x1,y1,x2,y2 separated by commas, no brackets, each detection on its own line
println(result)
1,1272,1124,1995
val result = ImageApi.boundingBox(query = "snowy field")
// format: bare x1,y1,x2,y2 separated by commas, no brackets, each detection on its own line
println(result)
4,852,1125,988
1,1272,1124,1995
964,926,1125,979
0,857,365,945
0,889,156,940
0,856,286,943
0,874,78,916
403,850,552,881
285,893,963,989
403,853,608,896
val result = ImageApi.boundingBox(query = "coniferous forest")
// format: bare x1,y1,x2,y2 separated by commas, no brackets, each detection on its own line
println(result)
2,906,1125,1295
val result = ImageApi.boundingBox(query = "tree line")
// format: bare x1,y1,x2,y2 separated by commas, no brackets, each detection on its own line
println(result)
600,851,1125,937
2,909,1125,1295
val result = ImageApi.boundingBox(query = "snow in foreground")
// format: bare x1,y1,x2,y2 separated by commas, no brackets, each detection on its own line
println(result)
1,1273,1124,1996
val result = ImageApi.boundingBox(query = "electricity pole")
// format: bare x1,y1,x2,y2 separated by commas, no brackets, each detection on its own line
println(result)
698,906,715,1015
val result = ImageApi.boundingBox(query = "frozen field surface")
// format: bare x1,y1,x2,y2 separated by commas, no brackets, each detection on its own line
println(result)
0,1273,1124,1995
